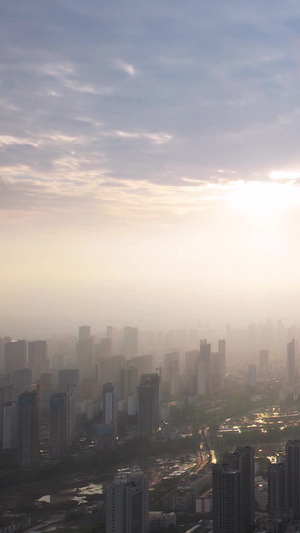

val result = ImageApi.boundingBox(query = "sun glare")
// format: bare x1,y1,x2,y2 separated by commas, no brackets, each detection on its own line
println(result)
228,181,300,215
269,170,300,180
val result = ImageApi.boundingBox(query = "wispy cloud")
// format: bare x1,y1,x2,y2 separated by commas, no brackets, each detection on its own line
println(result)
114,59,135,76
112,130,172,145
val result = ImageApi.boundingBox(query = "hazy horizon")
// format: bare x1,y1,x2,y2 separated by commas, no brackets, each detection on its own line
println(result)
3,1,300,335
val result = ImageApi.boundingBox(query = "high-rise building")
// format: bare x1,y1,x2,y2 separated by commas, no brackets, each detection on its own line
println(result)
259,348,269,378
286,439,300,519
169,360,180,397
199,339,211,396
211,352,223,394
0,385,16,442
78,325,91,341
97,355,126,389
119,365,137,401
164,352,179,396
268,462,287,517
2,401,17,450
18,391,39,468
13,368,32,396
50,392,68,460
185,350,199,394
103,382,118,440
28,340,48,382
106,466,149,533
138,373,160,438
4,340,27,375
58,369,79,399
95,338,112,361
287,339,296,385
128,354,153,385
213,465,241,533
124,327,138,359
218,339,226,379
39,372,52,406
213,446,254,533
77,337,95,380
248,363,257,388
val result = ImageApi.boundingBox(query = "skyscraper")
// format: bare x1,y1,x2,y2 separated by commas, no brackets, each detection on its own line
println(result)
58,369,79,399
286,439,300,519
106,466,149,533
213,464,241,533
248,363,257,388
164,352,179,396
259,348,269,379
287,339,296,385
102,382,118,439
28,340,48,382
2,401,17,450
213,446,254,533
4,340,27,375
185,350,199,394
50,392,68,460
138,373,160,438
124,327,138,359
77,336,95,380
78,325,91,341
13,368,32,396
218,338,226,379
268,462,287,517
18,391,39,468
199,339,211,395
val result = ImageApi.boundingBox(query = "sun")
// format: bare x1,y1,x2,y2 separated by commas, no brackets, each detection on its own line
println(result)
228,180,300,216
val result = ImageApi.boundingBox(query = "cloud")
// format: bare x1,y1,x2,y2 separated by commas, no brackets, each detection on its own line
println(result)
114,59,135,76
111,130,172,145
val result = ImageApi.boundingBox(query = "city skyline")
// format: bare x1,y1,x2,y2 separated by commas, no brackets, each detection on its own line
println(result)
3,2,300,333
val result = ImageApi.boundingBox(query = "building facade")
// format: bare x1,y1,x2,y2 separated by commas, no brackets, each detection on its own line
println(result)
106,466,149,533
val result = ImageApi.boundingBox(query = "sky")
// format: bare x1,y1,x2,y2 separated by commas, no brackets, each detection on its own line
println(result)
2,0,300,335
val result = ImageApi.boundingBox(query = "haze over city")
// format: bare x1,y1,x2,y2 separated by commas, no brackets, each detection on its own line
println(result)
2,1,300,334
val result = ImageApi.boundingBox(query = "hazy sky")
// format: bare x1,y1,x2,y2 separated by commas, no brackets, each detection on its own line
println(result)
2,1,300,335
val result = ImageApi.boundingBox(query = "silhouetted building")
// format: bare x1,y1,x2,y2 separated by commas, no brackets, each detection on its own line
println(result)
198,339,211,396
287,339,296,385
39,372,52,406
18,391,39,468
102,382,118,439
213,446,254,533
128,354,153,385
2,401,17,450
4,340,27,375
286,439,300,519
95,338,112,361
0,385,15,442
259,348,269,379
98,355,125,389
268,463,287,518
124,327,138,358
78,325,91,341
164,352,179,396
248,363,257,388
77,337,94,379
58,369,79,400
28,340,48,382
218,338,226,379
119,365,137,401
13,368,32,396
50,392,68,460
106,466,149,533
138,373,160,438
185,350,199,394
